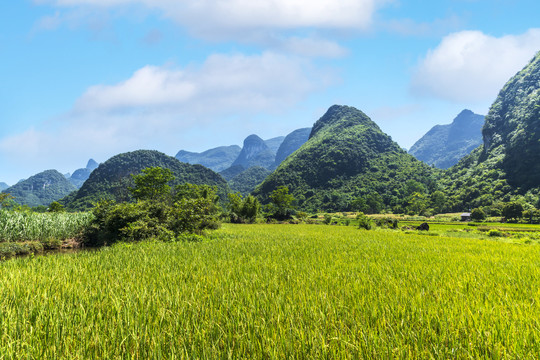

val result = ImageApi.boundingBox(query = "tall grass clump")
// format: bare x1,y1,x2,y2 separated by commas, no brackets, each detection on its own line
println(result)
0,209,93,243
0,224,539,358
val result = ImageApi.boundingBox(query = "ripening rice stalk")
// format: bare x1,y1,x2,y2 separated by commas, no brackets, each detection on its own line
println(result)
0,224,539,358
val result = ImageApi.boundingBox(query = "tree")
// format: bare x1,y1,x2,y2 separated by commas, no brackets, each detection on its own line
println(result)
130,167,174,202
48,201,66,213
502,202,524,222
227,193,261,223
84,183,222,246
269,186,295,220
0,193,14,209
470,208,486,221
407,192,428,215
430,191,446,214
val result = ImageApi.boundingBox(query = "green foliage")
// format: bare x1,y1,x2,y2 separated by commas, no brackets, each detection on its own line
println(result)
522,209,540,224
470,208,486,221
63,150,229,211
440,52,540,211
374,217,399,229
2,225,540,357
502,202,524,222
2,170,77,207
130,167,174,202
268,186,295,220
274,128,311,166
0,209,92,244
227,193,261,223
84,179,221,246
47,201,65,213
356,212,372,230
296,211,308,222
0,241,44,259
228,166,271,196
253,105,439,213
323,214,333,225
0,193,15,208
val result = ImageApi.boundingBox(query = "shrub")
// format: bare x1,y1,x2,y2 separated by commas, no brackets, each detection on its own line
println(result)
374,217,399,229
323,214,333,225
470,208,486,221
84,182,221,246
356,212,372,230
488,229,503,237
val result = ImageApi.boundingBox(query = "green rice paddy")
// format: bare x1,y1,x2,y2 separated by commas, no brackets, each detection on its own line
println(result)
1,224,539,358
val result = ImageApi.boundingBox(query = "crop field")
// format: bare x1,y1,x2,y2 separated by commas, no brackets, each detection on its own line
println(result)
0,210,93,243
1,224,539,358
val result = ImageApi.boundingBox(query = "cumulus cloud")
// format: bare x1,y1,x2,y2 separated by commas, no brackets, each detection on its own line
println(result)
34,0,390,58
75,52,328,114
37,0,383,32
411,29,540,103
0,52,335,177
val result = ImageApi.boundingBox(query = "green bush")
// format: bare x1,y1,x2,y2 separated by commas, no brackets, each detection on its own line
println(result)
374,217,399,229
84,181,221,246
323,214,333,225
471,208,486,221
356,212,372,230
488,229,503,237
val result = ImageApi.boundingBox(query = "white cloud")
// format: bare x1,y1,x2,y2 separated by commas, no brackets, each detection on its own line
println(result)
75,52,328,114
38,0,383,32
411,29,540,103
274,36,348,58
0,52,335,179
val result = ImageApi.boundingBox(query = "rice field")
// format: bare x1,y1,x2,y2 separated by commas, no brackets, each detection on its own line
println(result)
0,209,93,243
0,224,539,358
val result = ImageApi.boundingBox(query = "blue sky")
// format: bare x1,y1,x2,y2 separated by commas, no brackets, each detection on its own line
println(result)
1,0,540,185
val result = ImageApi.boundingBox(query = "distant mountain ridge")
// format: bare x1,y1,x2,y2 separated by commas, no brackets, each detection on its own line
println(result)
176,145,241,172
253,105,437,212
3,170,77,207
177,129,308,173
231,134,276,170
273,128,311,167
409,110,485,169
69,159,99,188
62,150,229,210
440,51,540,210
264,136,285,154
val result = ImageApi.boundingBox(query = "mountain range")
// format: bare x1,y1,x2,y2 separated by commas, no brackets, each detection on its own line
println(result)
3,170,77,207
408,110,485,169
3,50,539,213
253,105,437,212
67,159,99,188
62,150,229,210
439,50,540,211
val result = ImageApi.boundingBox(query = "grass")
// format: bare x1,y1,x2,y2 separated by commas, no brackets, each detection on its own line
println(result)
0,209,92,243
1,224,540,358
